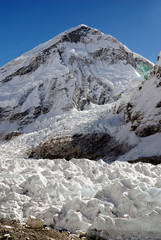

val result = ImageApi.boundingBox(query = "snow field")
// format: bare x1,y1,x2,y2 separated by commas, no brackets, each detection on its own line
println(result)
0,156,161,239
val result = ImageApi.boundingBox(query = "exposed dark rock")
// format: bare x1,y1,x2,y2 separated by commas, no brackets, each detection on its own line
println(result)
156,101,161,108
124,102,147,133
124,102,141,124
126,102,133,111
0,131,21,141
156,67,161,78
90,47,153,69
157,81,161,87
42,104,53,114
4,131,21,141
1,43,61,83
33,106,42,117
152,66,161,84
116,104,125,114
135,124,161,137
9,109,30,121
122,54,161,139
62,25,92,43
1,55,45,83
90,47,137,66
28,133,111,160
128,156,161,165
27,133,129,161
123,99,161,137
0,107,13,120
130,123,139,131
124,102,161,137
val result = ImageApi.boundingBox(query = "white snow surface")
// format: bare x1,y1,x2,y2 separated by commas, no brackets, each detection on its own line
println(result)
1,154,161,239
0,104,161,239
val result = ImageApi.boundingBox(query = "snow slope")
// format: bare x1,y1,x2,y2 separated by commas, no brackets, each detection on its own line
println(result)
113,51,161,164
0,24,152,137
124,52,161,138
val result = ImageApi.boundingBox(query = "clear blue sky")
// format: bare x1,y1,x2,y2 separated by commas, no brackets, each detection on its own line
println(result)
0,0,161,67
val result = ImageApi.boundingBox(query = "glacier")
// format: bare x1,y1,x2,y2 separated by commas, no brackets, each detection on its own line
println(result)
1,155,161,239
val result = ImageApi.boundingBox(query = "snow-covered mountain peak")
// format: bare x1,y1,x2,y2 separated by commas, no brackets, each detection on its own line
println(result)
0,25,153,138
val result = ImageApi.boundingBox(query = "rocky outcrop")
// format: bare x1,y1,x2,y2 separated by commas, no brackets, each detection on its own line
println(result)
124,101,161,138
62,25,92,43
28,133,111,160
27,133,130,162
0,43,61,83
4,131,21,141
90,46,152,69
122,52,161,138
135,124,161,137
1,55,44,83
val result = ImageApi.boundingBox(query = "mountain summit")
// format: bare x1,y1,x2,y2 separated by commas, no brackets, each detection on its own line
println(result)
0,25,152,137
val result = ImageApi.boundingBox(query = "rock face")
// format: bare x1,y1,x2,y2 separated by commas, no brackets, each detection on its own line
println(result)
124,52,161,138
0,25,152,138
28,133,129,161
